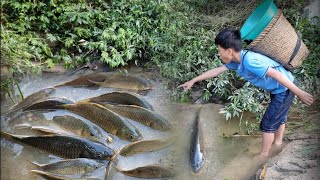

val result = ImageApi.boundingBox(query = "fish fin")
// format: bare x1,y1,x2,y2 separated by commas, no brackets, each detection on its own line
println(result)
31,126,66,135
27,160,43,168
31,170,65,180
87,78,105,85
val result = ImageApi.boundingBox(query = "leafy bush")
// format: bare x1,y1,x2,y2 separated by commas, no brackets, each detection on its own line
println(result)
1,0,167,72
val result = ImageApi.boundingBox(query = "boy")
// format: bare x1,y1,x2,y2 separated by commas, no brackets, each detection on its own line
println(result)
178,27,314,156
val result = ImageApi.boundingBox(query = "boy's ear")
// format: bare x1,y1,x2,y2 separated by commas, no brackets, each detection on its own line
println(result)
227,48,234,54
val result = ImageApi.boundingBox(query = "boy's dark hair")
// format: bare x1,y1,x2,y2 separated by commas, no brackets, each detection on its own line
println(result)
214,27,243,52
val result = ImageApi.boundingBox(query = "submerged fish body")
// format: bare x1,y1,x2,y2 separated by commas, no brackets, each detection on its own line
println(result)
84,91,154,111
1,131,115,160
5,88,56,113
23,97,74,111
119,138,174,157
31,158,105,175
190,109,205,174
8,111,47,127
54,73,106,87
32,170,100,180
60,102,143,142
52,115,103,142
100,103,172,131
117,165,175,179
87,73,153,90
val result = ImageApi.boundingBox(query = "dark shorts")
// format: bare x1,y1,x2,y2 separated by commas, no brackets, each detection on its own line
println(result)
260,89,295,133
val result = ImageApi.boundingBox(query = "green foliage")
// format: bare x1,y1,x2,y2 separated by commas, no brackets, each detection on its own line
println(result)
219,82,268,120
1,0,167,72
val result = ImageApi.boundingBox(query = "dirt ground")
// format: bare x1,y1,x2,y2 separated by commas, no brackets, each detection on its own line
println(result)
254,105,320,180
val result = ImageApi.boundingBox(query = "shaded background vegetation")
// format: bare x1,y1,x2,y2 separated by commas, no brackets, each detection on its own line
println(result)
1,0,319,131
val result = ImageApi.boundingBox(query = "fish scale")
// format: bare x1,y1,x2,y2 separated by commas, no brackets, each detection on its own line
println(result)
4,88,55,114
31,158,105,175
119,138,174,157
52,115,102,142
1,131,115,160
84,91,154,111
101,103,172,131
61,102,142,142
116,165,175,178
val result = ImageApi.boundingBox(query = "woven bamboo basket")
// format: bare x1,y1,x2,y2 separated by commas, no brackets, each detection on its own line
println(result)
247,10,309,70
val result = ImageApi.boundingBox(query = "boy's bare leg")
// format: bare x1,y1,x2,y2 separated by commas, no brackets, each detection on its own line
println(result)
260,132,274,156
274,124,285,145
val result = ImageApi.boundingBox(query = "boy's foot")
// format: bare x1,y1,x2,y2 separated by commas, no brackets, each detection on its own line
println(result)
273,141,282,145
259,151,269,157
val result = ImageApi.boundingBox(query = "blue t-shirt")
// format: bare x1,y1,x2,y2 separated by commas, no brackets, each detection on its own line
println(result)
225,50,294,94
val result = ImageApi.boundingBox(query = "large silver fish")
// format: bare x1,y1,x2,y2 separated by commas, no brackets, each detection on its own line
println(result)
1,131,115,160
82,91,154,111
190,108,205,174
30,158,105,175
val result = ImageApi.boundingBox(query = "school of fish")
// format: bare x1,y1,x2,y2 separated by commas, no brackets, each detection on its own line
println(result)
1,72,183,180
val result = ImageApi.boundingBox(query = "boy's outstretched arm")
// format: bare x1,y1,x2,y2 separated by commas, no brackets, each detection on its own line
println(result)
266,68,314,105
178,65,228,91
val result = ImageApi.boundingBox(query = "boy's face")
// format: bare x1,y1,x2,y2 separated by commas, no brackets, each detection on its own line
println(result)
217,45,233,64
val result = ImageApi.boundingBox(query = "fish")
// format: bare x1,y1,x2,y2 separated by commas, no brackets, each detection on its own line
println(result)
23,97,74,111
30,158,105,175
82,91,154,111
3,88,56,114
8,111,47,127
0,131,115,160
190,108,205,174
87,73,153,90
119,138,174,157
15,115,103,142
100,103,172,131
54,73,107,87
32,170,100,180
51,115,103,142
115,165,175,178
44,102,143,142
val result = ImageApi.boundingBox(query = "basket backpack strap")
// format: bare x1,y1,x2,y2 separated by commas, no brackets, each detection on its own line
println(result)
289,32,302,64
243,49,287,70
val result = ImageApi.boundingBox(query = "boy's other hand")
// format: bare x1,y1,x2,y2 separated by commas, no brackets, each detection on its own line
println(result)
177,80,195,91
297,90,314,106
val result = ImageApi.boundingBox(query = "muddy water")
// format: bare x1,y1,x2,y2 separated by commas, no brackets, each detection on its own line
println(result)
1,69,279,180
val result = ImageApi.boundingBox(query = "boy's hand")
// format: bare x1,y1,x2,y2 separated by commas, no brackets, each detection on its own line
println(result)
178,80,195,91
297,90,314,106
